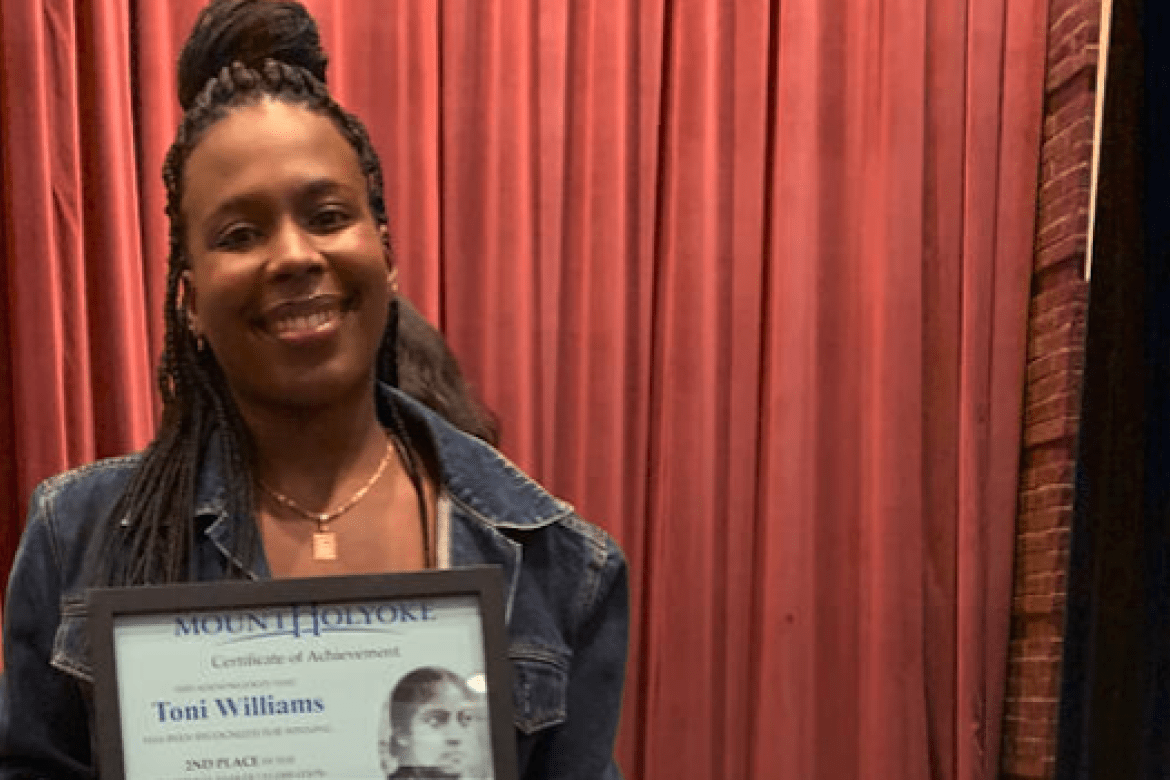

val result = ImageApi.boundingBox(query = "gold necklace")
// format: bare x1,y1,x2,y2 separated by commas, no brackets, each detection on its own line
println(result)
257,438,395,561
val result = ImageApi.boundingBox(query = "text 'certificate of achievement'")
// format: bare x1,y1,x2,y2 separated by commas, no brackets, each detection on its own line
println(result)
87,567,517,780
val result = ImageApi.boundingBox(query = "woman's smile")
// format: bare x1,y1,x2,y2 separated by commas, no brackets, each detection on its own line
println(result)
258,293,353,342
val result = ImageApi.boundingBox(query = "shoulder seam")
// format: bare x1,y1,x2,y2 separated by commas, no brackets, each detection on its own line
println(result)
36,453,140,497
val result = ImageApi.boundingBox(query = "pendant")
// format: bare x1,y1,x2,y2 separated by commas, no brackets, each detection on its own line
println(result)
312,531,337,561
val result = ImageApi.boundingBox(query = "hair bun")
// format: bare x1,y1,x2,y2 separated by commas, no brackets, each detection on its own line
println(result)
177,0,328,111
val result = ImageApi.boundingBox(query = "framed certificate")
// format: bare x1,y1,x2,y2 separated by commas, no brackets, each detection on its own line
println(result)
87,566,517,780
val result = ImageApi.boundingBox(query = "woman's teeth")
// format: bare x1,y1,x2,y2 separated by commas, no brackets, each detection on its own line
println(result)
272,307,338,335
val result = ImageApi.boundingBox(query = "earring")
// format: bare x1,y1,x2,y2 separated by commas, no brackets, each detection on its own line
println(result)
191,328,207,353
185,311,207,353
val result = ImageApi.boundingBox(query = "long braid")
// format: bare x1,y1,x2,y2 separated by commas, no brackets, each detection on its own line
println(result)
93,58,409,586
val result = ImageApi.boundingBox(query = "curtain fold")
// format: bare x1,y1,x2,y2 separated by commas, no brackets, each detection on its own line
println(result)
0,1,1049,777
0,0,156,512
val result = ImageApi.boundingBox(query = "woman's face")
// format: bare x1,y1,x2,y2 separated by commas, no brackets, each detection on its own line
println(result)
180,99,392,414
399,681,475,774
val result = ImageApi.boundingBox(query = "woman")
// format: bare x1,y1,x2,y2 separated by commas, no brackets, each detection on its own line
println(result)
0,1,628,778
383,667,485,779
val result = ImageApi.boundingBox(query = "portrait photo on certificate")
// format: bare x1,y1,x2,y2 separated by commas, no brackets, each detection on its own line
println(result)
87,567,516,780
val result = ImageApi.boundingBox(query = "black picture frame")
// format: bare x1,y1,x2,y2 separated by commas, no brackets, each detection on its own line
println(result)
87,566,517,780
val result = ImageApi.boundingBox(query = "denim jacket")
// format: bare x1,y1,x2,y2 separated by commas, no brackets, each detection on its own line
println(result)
0,388,628,779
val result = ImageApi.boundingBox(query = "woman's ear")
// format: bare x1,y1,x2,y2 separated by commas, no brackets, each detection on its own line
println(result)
180,271,203,337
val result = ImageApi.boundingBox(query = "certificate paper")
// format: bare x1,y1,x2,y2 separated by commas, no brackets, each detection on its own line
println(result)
88,569,516,780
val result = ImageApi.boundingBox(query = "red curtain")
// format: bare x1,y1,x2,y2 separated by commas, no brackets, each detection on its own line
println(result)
0,1,1049,778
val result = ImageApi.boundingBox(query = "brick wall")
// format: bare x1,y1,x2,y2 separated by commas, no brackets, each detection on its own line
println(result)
999,0,1099,777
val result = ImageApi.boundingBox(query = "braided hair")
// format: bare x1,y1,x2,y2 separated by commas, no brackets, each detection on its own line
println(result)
396,298,501,447
95,0,424,585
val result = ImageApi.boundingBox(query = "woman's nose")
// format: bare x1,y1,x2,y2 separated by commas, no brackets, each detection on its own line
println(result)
268,219,324,277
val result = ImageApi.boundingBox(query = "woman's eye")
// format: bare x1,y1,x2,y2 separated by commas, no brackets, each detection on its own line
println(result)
424,712,449,728
214,224,260,251
309,206,351,231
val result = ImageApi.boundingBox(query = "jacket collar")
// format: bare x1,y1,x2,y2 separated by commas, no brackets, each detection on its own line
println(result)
376,384,573,530
189,385,571,578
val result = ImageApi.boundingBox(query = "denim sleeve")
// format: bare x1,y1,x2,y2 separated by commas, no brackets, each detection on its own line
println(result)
527,536,629,780
0,486,95,779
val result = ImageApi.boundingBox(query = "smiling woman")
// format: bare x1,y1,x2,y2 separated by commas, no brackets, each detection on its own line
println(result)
181,101,394,430
0,1,628,778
